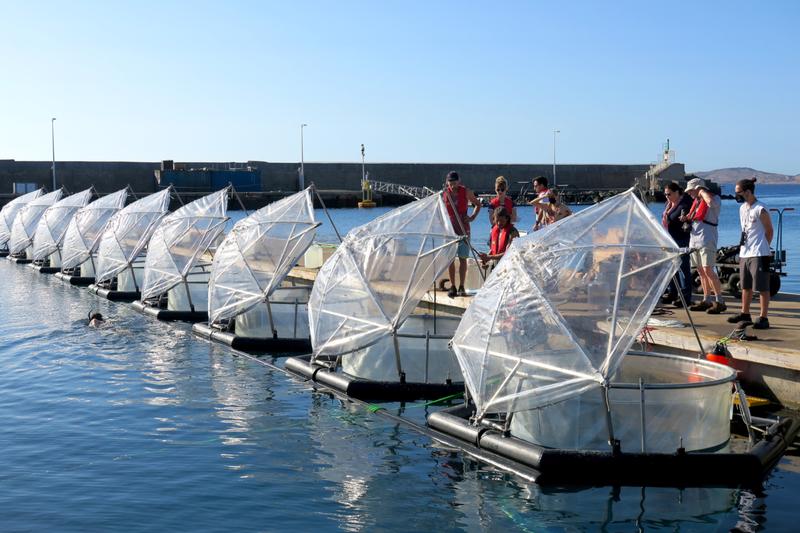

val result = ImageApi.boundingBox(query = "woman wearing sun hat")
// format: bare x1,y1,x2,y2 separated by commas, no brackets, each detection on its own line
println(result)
681,177,726,314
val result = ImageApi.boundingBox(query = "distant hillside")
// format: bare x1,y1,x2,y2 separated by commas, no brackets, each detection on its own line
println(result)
694,167,800,184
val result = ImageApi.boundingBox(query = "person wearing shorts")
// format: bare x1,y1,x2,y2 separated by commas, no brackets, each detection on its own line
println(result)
443,171,481,298
728,178,774,329
682,178,726,314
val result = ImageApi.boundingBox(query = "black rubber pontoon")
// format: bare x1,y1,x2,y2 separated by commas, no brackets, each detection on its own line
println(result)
30,262,60,274
427,404,800,487
131,300,208,323
285,355,463,402
87,283,141,302
192,322,311,354
54,271,95,286
7,254,32,264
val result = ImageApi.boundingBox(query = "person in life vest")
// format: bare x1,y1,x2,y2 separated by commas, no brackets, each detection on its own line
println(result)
443,171,481,297
479,207,519,270
527,176,551,230
727,177,774,329
487,176,517,226
680,178,726,314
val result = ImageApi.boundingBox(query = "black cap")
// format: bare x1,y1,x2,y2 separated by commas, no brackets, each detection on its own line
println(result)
446,171,459,181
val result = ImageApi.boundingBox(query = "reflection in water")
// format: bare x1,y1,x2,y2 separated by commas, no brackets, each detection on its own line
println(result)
435,452,766,531
1,258,798,532
205,350,280,475
306,395,383,532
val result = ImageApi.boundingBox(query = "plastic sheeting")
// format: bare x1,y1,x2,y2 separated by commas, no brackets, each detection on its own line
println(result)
8,189,64,254
509,353,735,452
208,189,318,324
309,193,460,363
32,188,93,261
95,188,172,284
451,190,683,420
60,188,128,270
0,189,43,249
141,189,229,302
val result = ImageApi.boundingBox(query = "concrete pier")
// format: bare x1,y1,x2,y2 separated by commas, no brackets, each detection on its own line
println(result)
1,159,662,205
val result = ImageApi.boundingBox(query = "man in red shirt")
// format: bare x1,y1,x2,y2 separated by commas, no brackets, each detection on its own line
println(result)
443,171,481,297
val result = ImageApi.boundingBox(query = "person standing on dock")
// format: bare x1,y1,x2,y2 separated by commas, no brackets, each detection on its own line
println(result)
443,171,481,298
728,178,774,329
681,178,726,314
528,176,551,231
531,190,572,223
487,176,517,225
661,182,694,307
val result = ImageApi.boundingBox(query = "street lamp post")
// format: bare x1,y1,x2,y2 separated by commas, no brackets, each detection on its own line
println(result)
552,129,560,188
299,123,308,190
51,118,57,191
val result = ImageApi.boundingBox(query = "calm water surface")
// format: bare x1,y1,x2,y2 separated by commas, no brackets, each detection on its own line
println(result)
2,185,799,531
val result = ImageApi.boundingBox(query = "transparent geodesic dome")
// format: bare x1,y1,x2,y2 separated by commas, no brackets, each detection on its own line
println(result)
451,190,683,421
0,188,43,250
208,189,318,324
8,189,64,255
309,193,461,380
60,188,128,271
140,189,230,301
32,188,93,261
95,188,172,284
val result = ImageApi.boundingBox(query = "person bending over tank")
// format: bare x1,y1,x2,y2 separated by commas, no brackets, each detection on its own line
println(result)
727,178,774,329
681,178,726,314
443,171,481,298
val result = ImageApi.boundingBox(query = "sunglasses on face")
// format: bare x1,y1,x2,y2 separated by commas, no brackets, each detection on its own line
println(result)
496,186,506,191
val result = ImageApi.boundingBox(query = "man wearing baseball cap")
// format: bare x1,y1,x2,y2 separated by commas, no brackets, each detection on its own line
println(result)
443,171,481,297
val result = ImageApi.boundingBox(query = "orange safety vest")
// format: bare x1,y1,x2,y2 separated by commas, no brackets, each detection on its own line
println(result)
490,223,515,256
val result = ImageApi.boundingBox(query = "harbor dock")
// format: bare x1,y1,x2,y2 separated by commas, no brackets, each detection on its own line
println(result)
287,261,800,409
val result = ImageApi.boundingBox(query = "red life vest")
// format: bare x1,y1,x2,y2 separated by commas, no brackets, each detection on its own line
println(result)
489,195,513,213
490,223,515,256
690,197,708,222
444,185,469,235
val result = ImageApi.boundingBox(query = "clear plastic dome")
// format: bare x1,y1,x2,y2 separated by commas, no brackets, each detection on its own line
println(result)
451,189,683,419
8,189,64,255
60,188,128,271
32,188,93,261
141,189,229,302
309,193,461,382
0,188,43,250
95,188,172,284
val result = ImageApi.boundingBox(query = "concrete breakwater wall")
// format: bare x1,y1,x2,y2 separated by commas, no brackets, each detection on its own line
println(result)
0,159,652,206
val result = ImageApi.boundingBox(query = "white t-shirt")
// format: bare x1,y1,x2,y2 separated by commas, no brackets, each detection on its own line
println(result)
739,200,771,258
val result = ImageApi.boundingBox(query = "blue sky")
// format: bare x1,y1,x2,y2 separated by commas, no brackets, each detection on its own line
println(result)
1,1,797,173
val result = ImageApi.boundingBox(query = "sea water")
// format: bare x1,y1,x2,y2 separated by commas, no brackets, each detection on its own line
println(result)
2,185,799,531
